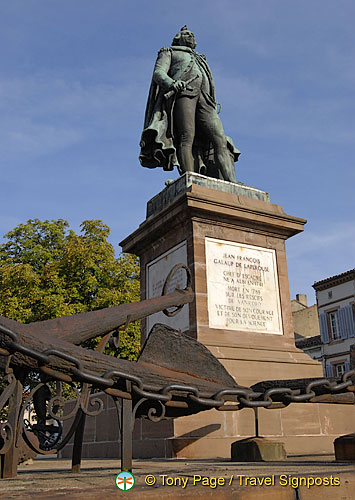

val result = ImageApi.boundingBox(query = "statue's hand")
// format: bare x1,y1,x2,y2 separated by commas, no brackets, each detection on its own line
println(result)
172,80,187,92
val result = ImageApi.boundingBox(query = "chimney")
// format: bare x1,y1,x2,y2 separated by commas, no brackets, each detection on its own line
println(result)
296,294,307,306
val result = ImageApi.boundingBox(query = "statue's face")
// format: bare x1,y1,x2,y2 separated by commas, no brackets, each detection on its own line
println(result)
179,30,196,48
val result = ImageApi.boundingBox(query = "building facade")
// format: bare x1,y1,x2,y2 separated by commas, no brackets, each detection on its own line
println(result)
313,269,355,377
291,293,322,362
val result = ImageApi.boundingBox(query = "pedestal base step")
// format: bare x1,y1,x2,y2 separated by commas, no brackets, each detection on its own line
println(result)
231,437,287,462
334,433,355,461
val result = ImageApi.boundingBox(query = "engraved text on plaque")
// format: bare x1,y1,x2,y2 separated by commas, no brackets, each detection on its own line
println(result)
205,238,283,334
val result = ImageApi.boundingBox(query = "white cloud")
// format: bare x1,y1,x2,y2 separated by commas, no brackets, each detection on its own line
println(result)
1,119,83,156
213,71,355,146
0,58,150,160
287,222,355,260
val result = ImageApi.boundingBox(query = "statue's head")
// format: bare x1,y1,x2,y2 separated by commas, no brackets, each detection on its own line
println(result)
172,26,196,49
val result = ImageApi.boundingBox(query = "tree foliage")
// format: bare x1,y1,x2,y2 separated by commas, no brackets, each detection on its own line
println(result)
0,219,140,360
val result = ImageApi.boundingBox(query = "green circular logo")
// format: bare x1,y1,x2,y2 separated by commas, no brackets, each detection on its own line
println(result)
115,471,135,491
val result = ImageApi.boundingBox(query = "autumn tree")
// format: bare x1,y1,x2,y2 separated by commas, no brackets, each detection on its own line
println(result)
0,219,140,360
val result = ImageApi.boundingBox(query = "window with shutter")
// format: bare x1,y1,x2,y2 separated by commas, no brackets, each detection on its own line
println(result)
337,308,348,339
328,311,340,340
325,364,333,377
344,305,355,338
335,363,346,377
319,313,329,343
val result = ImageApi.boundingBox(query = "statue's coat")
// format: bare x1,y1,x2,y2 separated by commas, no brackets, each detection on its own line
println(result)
139,45,240,174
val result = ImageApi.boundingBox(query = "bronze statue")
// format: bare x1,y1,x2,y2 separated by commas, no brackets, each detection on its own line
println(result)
139,26,240,182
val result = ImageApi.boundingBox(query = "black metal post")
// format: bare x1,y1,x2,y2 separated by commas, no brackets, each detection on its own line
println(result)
71,409,86,473
120,398,132,472
253,407,259,438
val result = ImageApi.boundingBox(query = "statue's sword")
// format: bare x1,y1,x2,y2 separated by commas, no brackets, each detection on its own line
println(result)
164,74,199,100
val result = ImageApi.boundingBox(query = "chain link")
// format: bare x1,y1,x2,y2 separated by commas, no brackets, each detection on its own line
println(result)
1,324,354,410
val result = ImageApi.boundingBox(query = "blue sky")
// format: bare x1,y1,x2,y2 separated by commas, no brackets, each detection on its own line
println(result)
1,0,354,304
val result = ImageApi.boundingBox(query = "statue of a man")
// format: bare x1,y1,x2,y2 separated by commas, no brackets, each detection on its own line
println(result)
139,26,240,182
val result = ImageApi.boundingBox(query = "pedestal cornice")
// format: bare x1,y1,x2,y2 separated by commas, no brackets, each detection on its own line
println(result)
120,184,306,254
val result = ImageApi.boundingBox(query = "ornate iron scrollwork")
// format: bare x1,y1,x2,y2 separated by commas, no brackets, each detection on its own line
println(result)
0,372,16,454
0,422,13,455
132,397,166,428
20,380,105,455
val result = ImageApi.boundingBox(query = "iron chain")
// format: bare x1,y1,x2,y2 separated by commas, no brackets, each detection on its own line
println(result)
1,324,354,410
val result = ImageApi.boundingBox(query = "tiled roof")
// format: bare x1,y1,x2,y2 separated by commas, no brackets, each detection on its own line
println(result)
313,269,355,290
295,335,322,348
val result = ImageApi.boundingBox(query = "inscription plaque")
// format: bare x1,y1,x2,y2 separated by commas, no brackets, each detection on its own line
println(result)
146,241,189,333
205,238,283,334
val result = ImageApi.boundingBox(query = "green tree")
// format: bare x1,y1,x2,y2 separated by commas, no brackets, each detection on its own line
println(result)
0,219,140,360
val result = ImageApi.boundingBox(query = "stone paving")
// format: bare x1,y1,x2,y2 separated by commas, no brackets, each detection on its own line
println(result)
0,455,354,499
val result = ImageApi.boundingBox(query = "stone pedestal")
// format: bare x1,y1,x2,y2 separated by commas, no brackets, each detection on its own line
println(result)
231,437,287,462
120,173,355,459
334,434,355,461
121,173,321,384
